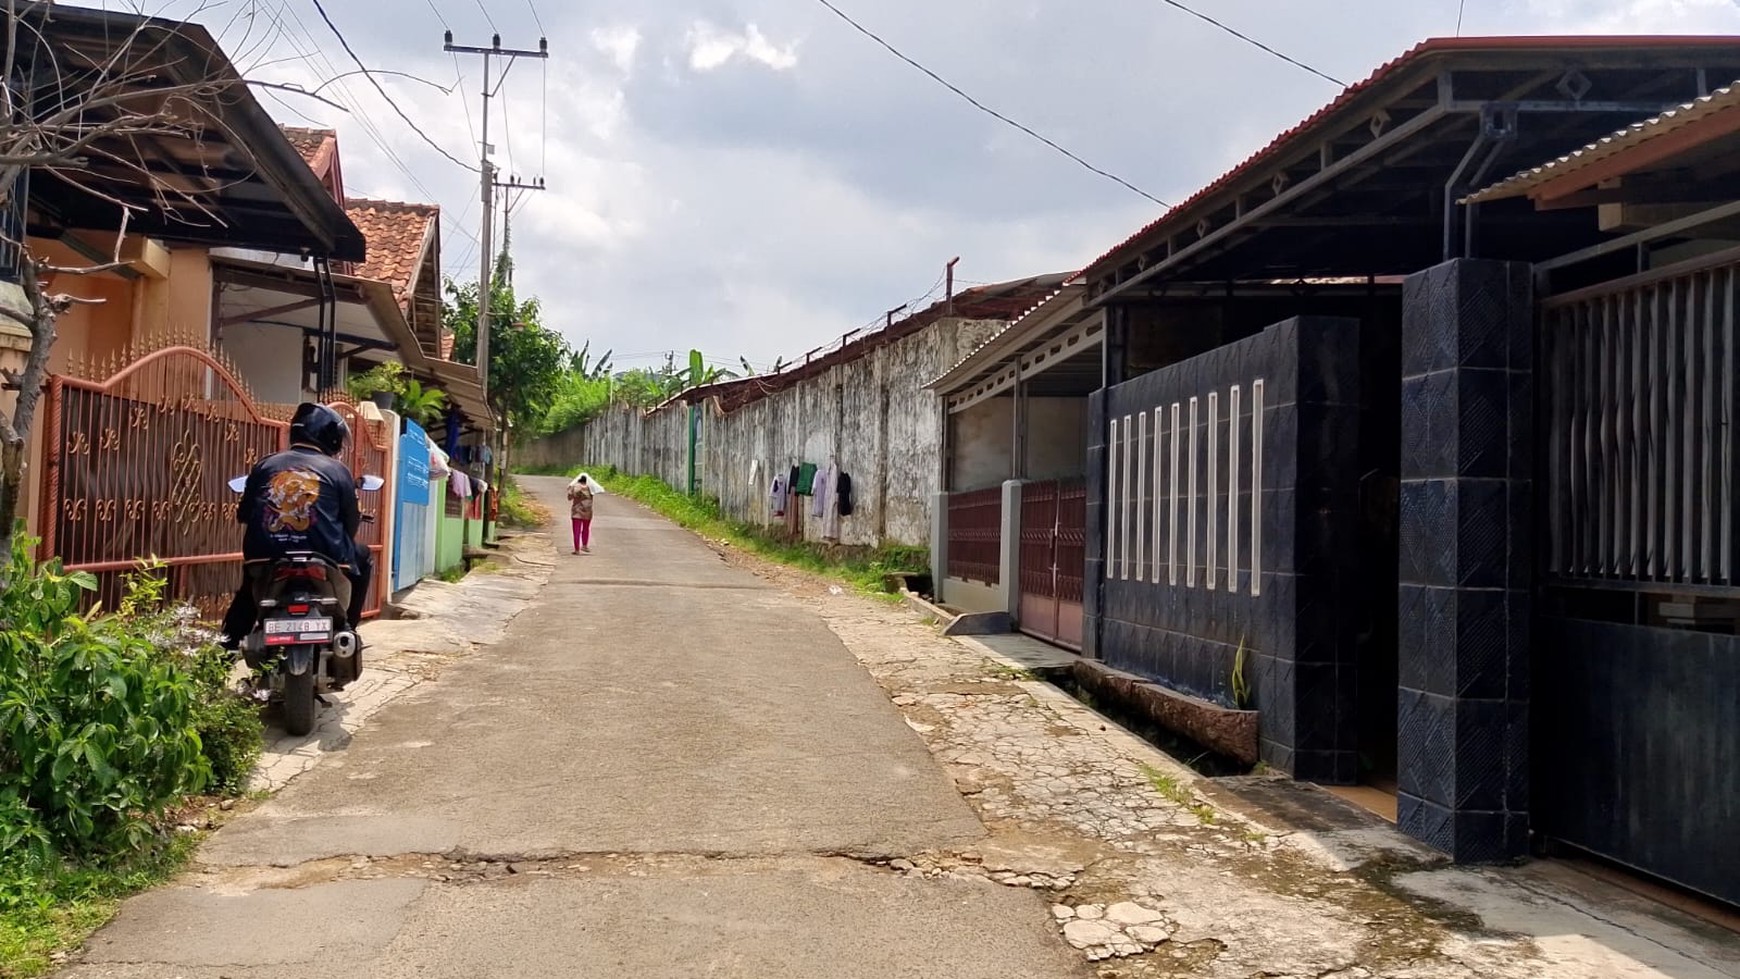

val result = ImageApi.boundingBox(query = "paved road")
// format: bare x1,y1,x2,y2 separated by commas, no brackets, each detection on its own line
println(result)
64,478,1085,979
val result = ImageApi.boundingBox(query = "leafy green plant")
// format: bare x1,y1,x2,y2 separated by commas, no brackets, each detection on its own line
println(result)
1231,635,1252,710
0,537,211,855
397,379,448,428
591,468,925,597
345,361,406,401
497,477,548,529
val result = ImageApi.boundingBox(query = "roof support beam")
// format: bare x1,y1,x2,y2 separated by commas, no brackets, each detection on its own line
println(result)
217,298,322,328
1095,105,1450,306
1535,197,1740,276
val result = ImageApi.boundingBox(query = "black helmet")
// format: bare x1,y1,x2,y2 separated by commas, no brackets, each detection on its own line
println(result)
290,402,350,457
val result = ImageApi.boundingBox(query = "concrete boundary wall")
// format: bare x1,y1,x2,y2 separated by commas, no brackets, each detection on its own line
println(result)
529,318,1004,548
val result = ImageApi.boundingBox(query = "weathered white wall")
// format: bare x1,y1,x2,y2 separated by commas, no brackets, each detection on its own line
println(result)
1024,397,1090,481
949,398,1015,493
545,317,1004,548
222,323,305,404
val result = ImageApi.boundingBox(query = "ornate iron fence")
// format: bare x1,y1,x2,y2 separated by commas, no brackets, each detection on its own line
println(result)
946,486,1002,585
40,342,393,620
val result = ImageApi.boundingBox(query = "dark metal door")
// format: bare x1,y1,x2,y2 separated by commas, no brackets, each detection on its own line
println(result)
1535,259,1740,907
1019,480,1084,649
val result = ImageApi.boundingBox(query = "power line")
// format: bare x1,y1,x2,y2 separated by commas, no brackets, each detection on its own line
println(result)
1154,0,1345,88
308,0,481,173
471,0,499,33
276,0,450,204
811,0,1169,208
523,0,547,36
1456,0,1467,36
423,0,451,30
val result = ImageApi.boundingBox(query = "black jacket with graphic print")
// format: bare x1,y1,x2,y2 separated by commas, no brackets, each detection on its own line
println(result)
236,445,360,567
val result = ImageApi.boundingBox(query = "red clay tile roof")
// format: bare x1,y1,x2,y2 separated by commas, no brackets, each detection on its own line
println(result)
345,198,439,309
280,126,337,174
1083,35,1740,282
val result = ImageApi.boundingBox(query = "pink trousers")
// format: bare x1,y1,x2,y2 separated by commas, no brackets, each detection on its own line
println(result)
571,518,592,550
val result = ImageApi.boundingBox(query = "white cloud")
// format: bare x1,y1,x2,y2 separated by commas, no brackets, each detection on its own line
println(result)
231,0,1740,372
591,26,642,75
684,22,799,73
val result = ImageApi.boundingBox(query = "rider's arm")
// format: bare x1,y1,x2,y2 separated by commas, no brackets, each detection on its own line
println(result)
236,465,265,524
338,469,361,539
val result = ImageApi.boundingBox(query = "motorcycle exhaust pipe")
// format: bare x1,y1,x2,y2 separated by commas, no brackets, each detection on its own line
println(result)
333,631,360,659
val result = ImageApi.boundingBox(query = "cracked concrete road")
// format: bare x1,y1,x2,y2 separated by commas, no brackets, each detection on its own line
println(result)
56,477,1740,979
59,479,1085,979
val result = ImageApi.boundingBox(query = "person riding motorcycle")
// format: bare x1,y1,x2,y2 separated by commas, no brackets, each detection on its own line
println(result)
219,403,372,653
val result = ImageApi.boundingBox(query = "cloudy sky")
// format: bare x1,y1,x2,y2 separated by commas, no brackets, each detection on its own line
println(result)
128,0,1740,371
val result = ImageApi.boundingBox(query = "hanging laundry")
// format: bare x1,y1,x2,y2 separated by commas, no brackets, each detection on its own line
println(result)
795,462,818,495
812,461,835,519
837,471,855,517
769,473,787,518
819,463,842,540
450,470,473,499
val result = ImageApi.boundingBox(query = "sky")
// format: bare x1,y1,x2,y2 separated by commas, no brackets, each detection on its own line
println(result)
112,0,1740,372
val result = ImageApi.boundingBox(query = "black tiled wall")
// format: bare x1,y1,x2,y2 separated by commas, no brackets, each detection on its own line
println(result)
1085,316,1364,779
1396,259,1533,863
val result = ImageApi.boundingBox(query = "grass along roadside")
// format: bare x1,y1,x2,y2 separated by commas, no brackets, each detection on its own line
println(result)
517,464,926,596
0,829,203,978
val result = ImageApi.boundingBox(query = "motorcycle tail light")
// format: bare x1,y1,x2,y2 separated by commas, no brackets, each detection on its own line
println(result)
288,603,310,615
274,564,328,582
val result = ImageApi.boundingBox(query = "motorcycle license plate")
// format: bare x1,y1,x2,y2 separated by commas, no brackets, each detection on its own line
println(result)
263,617,333,646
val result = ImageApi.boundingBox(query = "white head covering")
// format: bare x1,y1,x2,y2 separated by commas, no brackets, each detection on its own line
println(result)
569,471,604,494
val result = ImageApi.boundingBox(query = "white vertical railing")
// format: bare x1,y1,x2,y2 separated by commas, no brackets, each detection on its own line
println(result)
1108,378,1266,595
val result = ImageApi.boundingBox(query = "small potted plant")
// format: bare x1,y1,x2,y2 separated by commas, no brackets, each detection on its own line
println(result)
397,379,449,428
347,361,406,411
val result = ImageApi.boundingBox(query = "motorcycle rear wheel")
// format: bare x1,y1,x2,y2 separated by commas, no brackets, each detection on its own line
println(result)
282,663,317,736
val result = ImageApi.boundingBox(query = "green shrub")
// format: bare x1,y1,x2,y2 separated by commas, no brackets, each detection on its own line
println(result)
0,537,211,856
497,476,549,529
187,649,261,796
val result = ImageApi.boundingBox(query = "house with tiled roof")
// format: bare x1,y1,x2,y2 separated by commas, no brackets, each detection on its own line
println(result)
919,35,1740,898
204,126,489,428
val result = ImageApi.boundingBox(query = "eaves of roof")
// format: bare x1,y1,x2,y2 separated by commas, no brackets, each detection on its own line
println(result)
1465,80,1740,205
1082,35,1740,284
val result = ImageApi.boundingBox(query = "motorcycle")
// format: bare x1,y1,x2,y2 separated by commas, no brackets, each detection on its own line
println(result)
226,473,384,736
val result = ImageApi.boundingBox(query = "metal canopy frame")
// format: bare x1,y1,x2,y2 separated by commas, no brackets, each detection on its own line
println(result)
1090,40,1740,303
21,5,366,261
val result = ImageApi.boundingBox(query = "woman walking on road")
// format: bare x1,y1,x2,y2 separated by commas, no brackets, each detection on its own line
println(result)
567,473,596,554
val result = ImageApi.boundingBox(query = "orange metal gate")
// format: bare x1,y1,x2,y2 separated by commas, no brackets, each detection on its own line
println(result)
325,400,389,618
40,345,389,621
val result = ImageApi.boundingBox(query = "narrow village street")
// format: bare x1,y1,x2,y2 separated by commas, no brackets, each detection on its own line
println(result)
56,480,1740,979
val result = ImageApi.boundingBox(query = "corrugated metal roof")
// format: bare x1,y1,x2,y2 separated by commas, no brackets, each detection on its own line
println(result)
1464,81,1740,204
926,284,1085,392
661,273,1072,413
1083,35,1740,282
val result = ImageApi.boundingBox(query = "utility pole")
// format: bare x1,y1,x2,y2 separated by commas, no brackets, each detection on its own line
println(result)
443,30,548,406
445,31,546,548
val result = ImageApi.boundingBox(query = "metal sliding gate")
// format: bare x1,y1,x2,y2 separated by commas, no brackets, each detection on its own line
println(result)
1018,479,1085,649
1536,252,1740,906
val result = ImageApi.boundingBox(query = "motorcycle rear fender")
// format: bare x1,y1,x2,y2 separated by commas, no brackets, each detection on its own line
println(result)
284,644,317,676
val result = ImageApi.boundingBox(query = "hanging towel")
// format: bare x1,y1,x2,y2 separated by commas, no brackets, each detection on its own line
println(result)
450,470,472,499
812,462,835,519
837,471,855,517
795,462,818,495
770,474,787,517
